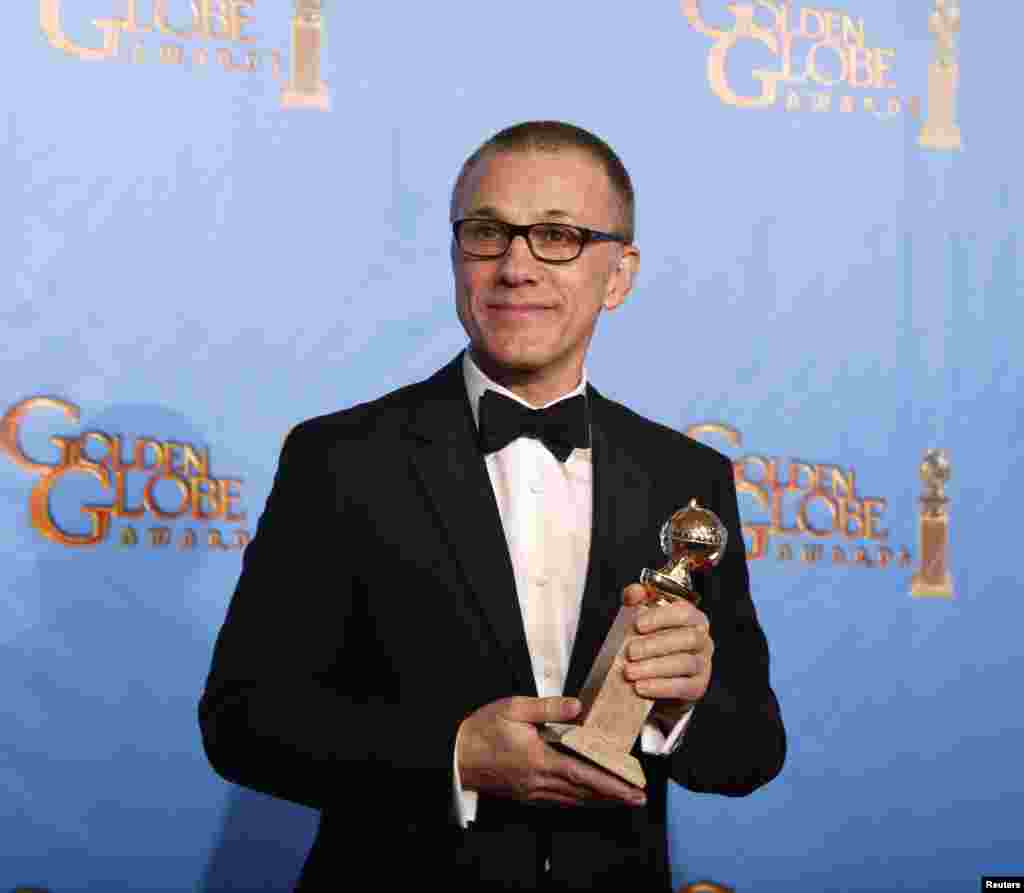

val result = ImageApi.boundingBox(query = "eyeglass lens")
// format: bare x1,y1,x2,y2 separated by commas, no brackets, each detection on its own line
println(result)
459,221,583,261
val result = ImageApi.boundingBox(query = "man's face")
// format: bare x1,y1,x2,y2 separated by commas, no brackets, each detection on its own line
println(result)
451,148,639,391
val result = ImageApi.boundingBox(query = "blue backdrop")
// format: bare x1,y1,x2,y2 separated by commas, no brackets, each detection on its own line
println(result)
3,1,1021,890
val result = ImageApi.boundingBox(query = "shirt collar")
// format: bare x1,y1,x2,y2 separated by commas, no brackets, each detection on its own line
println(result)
462,347,589,432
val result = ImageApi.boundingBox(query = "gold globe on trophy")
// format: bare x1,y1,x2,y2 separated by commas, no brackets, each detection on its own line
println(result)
640,499,728,607
542,499,727,787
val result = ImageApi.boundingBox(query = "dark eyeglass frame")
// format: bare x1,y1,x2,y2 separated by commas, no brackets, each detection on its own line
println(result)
452,218,629,264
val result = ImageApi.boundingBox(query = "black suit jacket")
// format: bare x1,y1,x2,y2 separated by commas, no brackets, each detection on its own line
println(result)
199,352,785,891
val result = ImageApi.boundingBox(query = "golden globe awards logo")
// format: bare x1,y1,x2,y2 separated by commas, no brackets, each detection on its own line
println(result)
1,397,250,551
39,0,329,110
686,423,915,571
680,0,962,144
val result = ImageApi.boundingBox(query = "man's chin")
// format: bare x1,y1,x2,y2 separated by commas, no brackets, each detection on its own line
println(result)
472,345,552,377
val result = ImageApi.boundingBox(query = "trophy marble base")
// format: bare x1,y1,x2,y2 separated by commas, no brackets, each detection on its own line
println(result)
540,723,647,789
541,601,653,789
281,85,331,111
913,577,950,598
910,572,954,598
919,125,962,152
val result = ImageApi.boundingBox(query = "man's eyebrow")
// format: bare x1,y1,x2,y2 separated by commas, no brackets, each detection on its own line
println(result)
464,206,503,219
539,209,576,221
465,206,578,221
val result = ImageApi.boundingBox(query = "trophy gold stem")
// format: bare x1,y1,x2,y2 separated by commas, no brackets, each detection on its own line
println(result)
640,564,699,607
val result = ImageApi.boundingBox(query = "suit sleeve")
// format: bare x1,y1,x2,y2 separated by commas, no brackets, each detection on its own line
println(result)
197,423,459,819
665,451,786,795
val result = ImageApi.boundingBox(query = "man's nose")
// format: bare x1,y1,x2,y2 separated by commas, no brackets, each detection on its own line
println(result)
499,232,537,271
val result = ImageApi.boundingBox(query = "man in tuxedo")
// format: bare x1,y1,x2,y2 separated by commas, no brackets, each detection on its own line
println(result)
198,120,785,891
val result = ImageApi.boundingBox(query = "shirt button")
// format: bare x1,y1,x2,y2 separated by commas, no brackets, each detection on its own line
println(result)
529,479,544,494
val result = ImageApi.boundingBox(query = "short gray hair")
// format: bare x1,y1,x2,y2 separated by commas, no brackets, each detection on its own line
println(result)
451,120,635,243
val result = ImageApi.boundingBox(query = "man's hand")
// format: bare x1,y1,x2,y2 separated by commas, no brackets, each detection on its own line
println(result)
622,583,714,724
456,696,648,808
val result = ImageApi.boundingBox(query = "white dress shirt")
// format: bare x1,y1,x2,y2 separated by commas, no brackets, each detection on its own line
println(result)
452,349,692,828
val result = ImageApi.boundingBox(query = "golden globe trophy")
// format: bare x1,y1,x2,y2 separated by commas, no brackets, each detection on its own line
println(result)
919,0,962,151
541,499,727,788
911,449,955,598
281,0,330,111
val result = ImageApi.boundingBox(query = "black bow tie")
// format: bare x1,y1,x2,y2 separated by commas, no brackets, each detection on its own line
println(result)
478,390,589,462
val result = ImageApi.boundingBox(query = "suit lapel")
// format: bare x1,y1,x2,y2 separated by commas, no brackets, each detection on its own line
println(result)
563,386,654,699
406,354,537,697
404,359,656,701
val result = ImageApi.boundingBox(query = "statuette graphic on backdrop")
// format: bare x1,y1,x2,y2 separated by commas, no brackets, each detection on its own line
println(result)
919,0,962,150
910,449,954,598
39,0,329,110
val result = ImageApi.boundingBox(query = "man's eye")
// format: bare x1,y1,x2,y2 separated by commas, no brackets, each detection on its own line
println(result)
535,225,575,243
468,223,504,240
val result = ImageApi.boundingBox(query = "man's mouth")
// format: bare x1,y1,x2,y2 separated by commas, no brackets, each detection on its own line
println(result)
487,303,555,313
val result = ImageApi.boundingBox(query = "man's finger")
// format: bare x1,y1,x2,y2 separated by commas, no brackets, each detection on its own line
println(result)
503,696,582,725
622,583,649,607
633,675,708,702
549,753,646,805
625,652,704,682
530,775,600,805
628,627,709,660
635,601,707,634
532,793,586,808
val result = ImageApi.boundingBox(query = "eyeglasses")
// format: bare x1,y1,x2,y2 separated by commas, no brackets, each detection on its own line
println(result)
452,218,629,264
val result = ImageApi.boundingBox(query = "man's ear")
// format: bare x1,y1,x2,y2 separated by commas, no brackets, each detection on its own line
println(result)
604,246,640,311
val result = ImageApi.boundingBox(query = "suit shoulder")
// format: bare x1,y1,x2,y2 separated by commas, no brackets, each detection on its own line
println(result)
283,378,426,453
595,392,733,471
